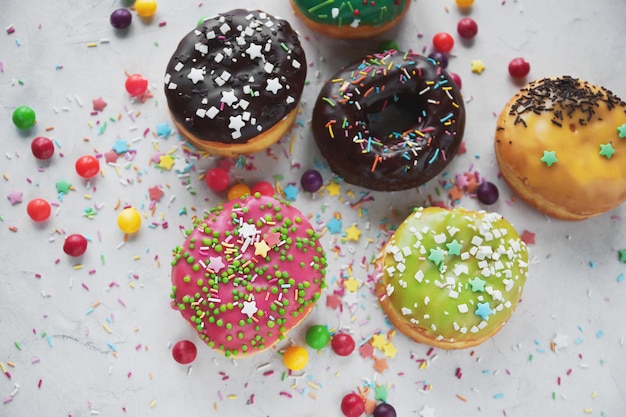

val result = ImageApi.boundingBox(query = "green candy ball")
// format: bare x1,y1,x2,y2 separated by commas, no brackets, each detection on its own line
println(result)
12,105,36,130
305,324,331,350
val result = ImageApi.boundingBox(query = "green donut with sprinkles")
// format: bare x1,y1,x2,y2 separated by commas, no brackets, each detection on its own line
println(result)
290,0,411,39
375,206,529,349
170,193,327,358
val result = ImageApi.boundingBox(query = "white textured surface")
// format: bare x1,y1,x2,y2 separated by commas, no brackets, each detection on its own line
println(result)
1,1,626,416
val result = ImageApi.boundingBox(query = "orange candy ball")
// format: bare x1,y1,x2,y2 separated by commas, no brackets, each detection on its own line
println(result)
227,183,251,201
134,0,157,17
283,346,309,371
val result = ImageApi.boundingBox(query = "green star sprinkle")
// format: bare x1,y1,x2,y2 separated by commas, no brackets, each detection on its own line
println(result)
617,123,626,139
427,247,445,266
618,249,626,263
468,277,487,293
540,150,558,167
55,179,73,194
446,239,462,256
599,143,616,159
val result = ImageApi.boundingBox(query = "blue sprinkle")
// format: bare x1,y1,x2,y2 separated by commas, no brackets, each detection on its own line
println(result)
617,273,625,283
596,330,604,339
575,337,584,345
107,342,117,352
493,393,505,399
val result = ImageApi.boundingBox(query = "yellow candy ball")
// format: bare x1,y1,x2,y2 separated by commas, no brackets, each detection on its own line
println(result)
455,0,474,7
283,346,308,371
227,183,251,201
135,0,157,17
117,207,142,234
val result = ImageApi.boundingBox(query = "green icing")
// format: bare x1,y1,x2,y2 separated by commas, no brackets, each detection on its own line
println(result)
381,207,529,344
293,0,408,27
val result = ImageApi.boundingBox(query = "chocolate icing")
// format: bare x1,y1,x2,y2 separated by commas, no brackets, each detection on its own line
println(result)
164,9,307,144
313,50,466,191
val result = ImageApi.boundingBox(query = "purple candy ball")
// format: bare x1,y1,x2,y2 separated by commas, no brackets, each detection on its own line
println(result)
373,403,397,417
110,8,132,29
300,169,324,193
428,51,449,69
477,181,499,205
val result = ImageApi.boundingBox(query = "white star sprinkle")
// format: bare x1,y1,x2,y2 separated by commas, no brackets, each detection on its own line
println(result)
221,90,238,106
187,67,205,84
419,405,435,417
241,300,258,318
229,115,245,139
265,78,283,94
245,43,263,60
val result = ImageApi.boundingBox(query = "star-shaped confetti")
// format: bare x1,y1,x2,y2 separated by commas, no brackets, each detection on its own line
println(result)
206,256,225,273
156,122,172,138
325,181,341,197
520,230,536,245
373,357,389,373
599,143,616,159
617,123,626,139
374,384,388,401
6,189,23,205
326,217,342,234
264,231,281,247
427,247,445,266
187,67,205,84
92,96,107,112
446,239,462,256
371,334,387,350
148,185,164,202
552,333,569,352
382,341,398,359
158,154,176,170
55,179,73,195
475,302,494,320
618,249,626,263
282,183,299,201
344,276,360,292
238,223,258,240
241,300,258,318
254,240,271,258
104,149,119,163
359,342,375,358
326,293,342,310
470,59,485,74
112,138,129,154
540,150,558,167
345,224,361,241
468,277,487,292
419,405,436,417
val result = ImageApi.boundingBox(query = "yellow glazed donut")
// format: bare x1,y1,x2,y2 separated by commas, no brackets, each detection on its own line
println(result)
375,207,529,349
495,76,626,220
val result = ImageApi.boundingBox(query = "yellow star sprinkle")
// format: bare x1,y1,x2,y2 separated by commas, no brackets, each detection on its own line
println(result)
371,334,387,350
344,276,360,292
471,59,486,74
325,181,341,197
253,240,271,257
382,342,398,359
158,154,176,170
345,224,361,242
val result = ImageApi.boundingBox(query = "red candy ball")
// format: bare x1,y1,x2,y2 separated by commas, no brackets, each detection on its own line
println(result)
27,198,52,222
63,234,88,257
125,73,149,97
205,167,230,192
457,17,478,39
250,181,275,196
432,32,454,53
331,332,356,356
449,72,462,89
31,136,55,160
508,57,531,78
172,340,197,364
341,392,365,417
75,155,100,178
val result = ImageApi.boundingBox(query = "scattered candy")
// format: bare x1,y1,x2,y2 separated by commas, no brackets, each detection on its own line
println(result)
12,105,36,129
457,17,478,39
125,73,148,97
283,345,309,371
250,181,275,197
373,403,397,417
227,183,251,201
205,167,230,192
432,32,454,53
331,332,356,356
31,136,54,160
75,155,100,178
300,169,323,193
427,51,448,69
117,207,142,234
341,392,365,417
134,0,157,17
508,57,531,78
26,198,51,222
110,8,132,29
306,325,331,350
449,72,462,89
476,181,499,205
172,340,197,364
63,234,88,257
455,0,474,7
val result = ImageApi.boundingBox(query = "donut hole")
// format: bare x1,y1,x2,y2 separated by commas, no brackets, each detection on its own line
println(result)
366,93,423,138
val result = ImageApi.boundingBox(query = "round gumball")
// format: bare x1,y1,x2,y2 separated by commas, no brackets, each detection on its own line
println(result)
63,234,88,257
117,207,142,234
134,0,157,17
27,198,51,222
373,403,397,417
457,17,478,39
110,8,132,29
427,51,448,69
205,168,230,192
250,181,275,197
172,340,197,364
341,392,365,417
331,332,356,356
476,181,499,205
306,325,331,350
75,155,100,178
283,345,309,371
227,183,251,201
456,0,474,7
31,136,55,160
300,169,323,193
12,106,36,130
508,57,531,78
432,32,454,53
449,72,462,89
125,73,148,97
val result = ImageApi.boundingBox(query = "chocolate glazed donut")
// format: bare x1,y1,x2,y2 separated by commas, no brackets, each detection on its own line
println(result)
164,9,307,146
313,50,466,191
